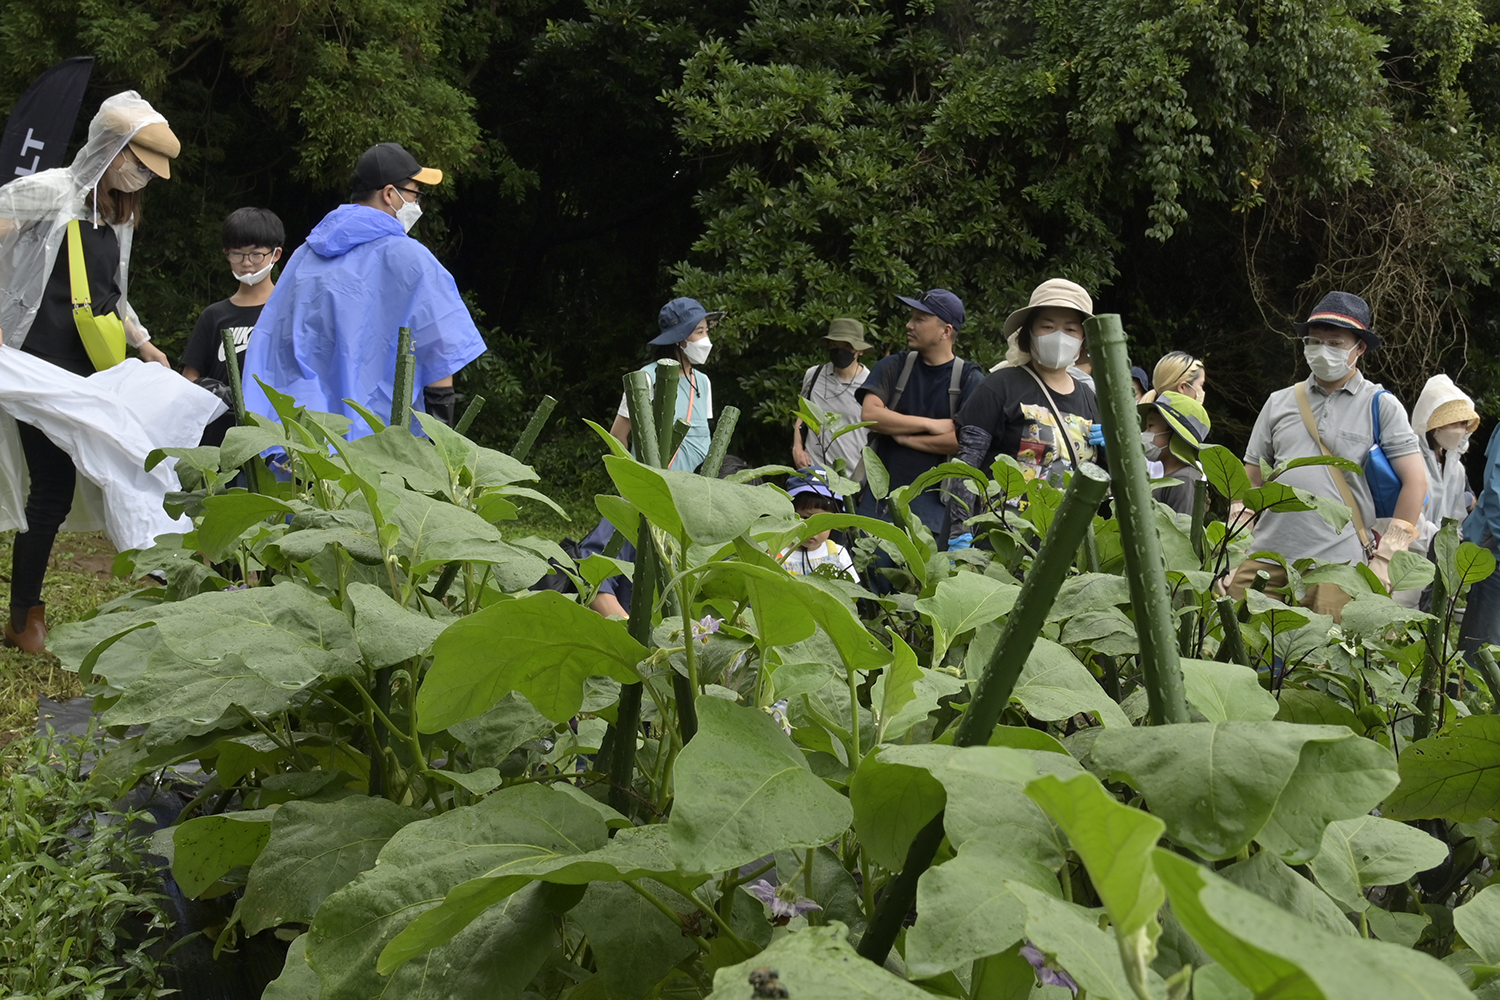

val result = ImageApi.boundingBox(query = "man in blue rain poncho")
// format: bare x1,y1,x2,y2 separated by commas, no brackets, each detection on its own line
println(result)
242,142,486,437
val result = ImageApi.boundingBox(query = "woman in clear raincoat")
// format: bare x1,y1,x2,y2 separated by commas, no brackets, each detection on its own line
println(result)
0,91,224,652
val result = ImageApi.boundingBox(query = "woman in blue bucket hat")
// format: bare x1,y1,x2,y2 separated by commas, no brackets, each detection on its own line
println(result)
610,297,723,471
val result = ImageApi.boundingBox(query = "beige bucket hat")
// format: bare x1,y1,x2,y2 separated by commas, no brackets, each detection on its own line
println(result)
1001,278,1094,339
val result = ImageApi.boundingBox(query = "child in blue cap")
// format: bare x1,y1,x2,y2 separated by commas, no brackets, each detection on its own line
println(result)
777,469,860,583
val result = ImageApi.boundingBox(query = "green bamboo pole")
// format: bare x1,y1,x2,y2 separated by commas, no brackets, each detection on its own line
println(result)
700,405,741,479
1414,561,1452,740
511,395,557,461
653,360,681,468
390,327,415,432
219,328,248,426
1085,314,1189,725
1214,596,1250,666
858,462,1109,966
624,371,659,468
454,394,485,436
1190,478,1209,564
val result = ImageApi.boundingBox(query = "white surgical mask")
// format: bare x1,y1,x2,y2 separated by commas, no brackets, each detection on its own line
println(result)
1141,431,1165,462
1304,343,1357,382
1031,331,1082,370
390,188,423,233
1434,427,1471,453
233,261,274,285
682,336,713,366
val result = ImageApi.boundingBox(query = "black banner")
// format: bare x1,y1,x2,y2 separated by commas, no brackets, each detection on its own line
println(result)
0,56,94,186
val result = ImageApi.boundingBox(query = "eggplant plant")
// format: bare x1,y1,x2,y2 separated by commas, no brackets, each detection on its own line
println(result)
47,337,1500,1000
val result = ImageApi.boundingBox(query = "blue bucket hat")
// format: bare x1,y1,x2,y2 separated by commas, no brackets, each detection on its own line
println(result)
650,297,725,346
896,288,965,330
1293,291,1378,351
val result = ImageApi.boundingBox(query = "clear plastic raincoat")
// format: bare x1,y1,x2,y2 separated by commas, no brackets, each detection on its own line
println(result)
0,92,225,550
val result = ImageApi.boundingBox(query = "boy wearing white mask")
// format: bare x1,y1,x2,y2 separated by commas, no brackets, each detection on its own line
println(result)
1227,291,1426,618
182,208,284,445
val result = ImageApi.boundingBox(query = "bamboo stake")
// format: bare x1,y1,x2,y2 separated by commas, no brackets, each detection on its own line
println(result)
653,359,681,468
700,406,741,479
390,327,415,432
1414,559,1451,740
453,394,485,436
1085,314,1189,725
511,395,556,460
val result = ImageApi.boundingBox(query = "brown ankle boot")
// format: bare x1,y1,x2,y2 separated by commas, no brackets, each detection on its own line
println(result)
4,605,46,654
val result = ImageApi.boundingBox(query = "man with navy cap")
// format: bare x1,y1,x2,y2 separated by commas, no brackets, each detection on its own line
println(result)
855,288,983,542
1225,290,1426,620
242,142,487,436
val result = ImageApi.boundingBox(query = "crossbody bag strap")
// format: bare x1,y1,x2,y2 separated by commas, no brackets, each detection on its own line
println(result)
66,219,91,308
1293,382,1372,554
1018,364,1082,469
948,357,966,419
1370,389,1387,447
887,351,919,415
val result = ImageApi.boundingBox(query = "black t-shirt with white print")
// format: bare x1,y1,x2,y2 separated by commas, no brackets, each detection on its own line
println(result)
181,299,262,446
956,366,1101,485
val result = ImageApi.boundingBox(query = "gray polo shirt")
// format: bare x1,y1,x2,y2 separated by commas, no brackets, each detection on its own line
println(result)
1243,371,1419,565
800,362,870,477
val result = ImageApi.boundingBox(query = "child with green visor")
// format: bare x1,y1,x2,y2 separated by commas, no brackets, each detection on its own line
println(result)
1139,390,1211,516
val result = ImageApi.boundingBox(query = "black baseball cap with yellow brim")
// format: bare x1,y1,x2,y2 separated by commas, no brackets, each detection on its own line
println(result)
351,142,443,193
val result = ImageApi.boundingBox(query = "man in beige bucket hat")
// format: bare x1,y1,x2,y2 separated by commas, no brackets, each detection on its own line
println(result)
793,317,872,479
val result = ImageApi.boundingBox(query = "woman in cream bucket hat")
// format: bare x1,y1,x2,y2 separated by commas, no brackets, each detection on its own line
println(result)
945,277,1102,548
1405,375,1480,574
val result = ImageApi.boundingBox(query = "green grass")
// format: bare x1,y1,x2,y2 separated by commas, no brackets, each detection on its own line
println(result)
0,531,135,748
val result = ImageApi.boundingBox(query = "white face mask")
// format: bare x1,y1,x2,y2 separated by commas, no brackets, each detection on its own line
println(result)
682,336,713,366
1434,427,1471,453
389,188,423,233
1031,331,1082,370
1304,342,1357,382
233,261,274,285
1141,431,1165,462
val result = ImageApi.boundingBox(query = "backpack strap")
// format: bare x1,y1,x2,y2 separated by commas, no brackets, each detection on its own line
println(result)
1294,382,1372,555
800,364,821,400
948,357,966,420
887,350,920,414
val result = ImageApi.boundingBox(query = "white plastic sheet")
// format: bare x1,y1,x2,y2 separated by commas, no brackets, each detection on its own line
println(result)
0,347,226,551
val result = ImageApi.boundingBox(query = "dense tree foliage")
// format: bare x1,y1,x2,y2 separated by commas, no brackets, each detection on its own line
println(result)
4,0,1500,467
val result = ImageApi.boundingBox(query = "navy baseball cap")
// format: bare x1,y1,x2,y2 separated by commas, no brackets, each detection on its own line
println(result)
896,288,965,330
650,297,726,346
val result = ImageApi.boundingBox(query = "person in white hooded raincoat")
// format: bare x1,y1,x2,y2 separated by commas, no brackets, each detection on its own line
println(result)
1392,374,1480,608
0,91,225,652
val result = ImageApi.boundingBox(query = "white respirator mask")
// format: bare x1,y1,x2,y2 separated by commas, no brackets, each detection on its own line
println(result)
1031,331,1082,370
682,336,713,366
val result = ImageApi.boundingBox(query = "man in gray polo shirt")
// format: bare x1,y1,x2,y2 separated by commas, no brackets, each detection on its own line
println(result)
1226,291,1426,619
792,318,871,480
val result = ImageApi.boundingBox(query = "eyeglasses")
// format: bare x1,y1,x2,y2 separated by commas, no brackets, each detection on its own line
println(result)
121,149,154,180
394,185,422,204
224,249,276,264
1300,335,1355,349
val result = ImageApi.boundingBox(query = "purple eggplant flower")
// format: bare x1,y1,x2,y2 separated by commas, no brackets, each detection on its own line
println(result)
691,615,723,643
1020,943,1078,995
745,878,822,924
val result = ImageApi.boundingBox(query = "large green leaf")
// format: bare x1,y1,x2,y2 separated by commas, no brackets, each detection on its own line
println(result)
891,745,1065,863
904,843,1059,978
1026,772,1165,987
380,823,705,973
1200,445,1251,503
571,880,699,999
669,697,853,872
1011,637,1130,728
344,426,451,495
1218,851,1354,937
448,692,556,769
197,490,295,561
1254,732,1399,863
171,809,277,897
1010,882,1159,1000
871,631,924,743
1455,885,1500,964
604,457,792,544
346,582,448,667
848,750,947,870
1047,573,1133,622
418,591,646,730
1181,659,1278,722
1307,815,1449,912
1384,714,1500,821
1154,848,1472,999
706,924,931,1000
306,785,602,1000
262,935,319,1000
102,646,298,726
385,487,550,585
914,572,1019,668
1092,722,1371,860
239,797,422,934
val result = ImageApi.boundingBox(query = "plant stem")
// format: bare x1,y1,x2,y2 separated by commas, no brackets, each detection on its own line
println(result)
856,814,945,963
1214,596,1251,666
1474,648,1500,711
1085,314,1190,725
606,515,656,815
625,881,711,952
1415,556,1451,740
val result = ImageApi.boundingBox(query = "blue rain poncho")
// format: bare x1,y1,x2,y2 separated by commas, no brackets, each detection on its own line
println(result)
242,204,486,438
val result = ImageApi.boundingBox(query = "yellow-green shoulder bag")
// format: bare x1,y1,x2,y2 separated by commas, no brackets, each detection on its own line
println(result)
66,219,126,371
